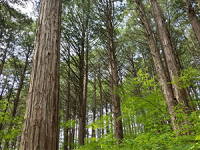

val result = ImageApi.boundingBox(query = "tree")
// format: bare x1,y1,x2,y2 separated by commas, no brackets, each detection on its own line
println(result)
149,0,192,116
19,0,62,149
135,0,178,131
182,0,200,46
103,0,124,142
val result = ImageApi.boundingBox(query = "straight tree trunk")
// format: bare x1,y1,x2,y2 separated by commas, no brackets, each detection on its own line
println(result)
78,27,89,145
98,73,104,137
20,0,62,149
64,46,71,150
106,0,123,142
92,76,96,138
182,0,200,46
70,96,76,150
105,97,109,134
78,30,85,145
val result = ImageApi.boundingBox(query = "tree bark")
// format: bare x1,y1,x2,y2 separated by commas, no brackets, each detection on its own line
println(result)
106,0,123,142
92,76,96,138
64,45,70,150
182,0,200,47
149,0,191,113
136,0,177,130
98,73,104,137
20,0,62,149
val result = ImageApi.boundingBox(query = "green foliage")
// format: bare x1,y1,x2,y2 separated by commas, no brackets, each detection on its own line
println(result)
78,133,119,150
0,100,25,147
79,69,200,149
172,67,200,89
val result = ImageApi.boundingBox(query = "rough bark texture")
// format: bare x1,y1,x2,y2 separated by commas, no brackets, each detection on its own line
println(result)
78,29,85,145
78,28,88,145
106,0,123,141
182,0,200,46
149,0,190,113
19,0,62,149
136,0,177,130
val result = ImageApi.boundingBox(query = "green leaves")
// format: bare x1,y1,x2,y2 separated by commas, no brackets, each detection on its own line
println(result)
172,67,200,89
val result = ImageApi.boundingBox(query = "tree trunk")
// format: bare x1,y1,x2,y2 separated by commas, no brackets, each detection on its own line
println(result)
98,73,104,137
78,27,89,145
92,76,96,138
149,0,191,114
19,0,62,149
70,96,76,150
12,48,31,118
106,0,123,142
136,0,177,130
78,29,85,145
182,0,200,46
105,97,109,134
64,46,70,150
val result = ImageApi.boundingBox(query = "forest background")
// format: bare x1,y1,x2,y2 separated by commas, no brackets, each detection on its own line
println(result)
0,0,200,149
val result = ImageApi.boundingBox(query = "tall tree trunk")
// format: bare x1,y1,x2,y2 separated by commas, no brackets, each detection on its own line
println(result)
92,76,96,138
70,97,76,150
182,0,200,46
105,97,109,134
106,0,123,142
78,26,89,145
136,0,183,131
64,46,71,150
136,0,178,130
98,73,104,137
12,48,31,118
78,29,85,145
20,0,62,149
149,0,191,114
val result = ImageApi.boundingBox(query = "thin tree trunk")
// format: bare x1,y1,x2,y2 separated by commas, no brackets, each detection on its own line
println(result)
70,97,76,150
191,86,200,108
20,0,62,149
0,49,7,77
105,97,109,134
12,48,31,118
4,48,31,149
186,42,199,69
98,73,104,137
182,0,200,46
64,46,70,150
0,76,16,147
92,76,96,138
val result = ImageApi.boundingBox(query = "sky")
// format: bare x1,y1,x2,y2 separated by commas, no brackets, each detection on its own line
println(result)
11,0,37,20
